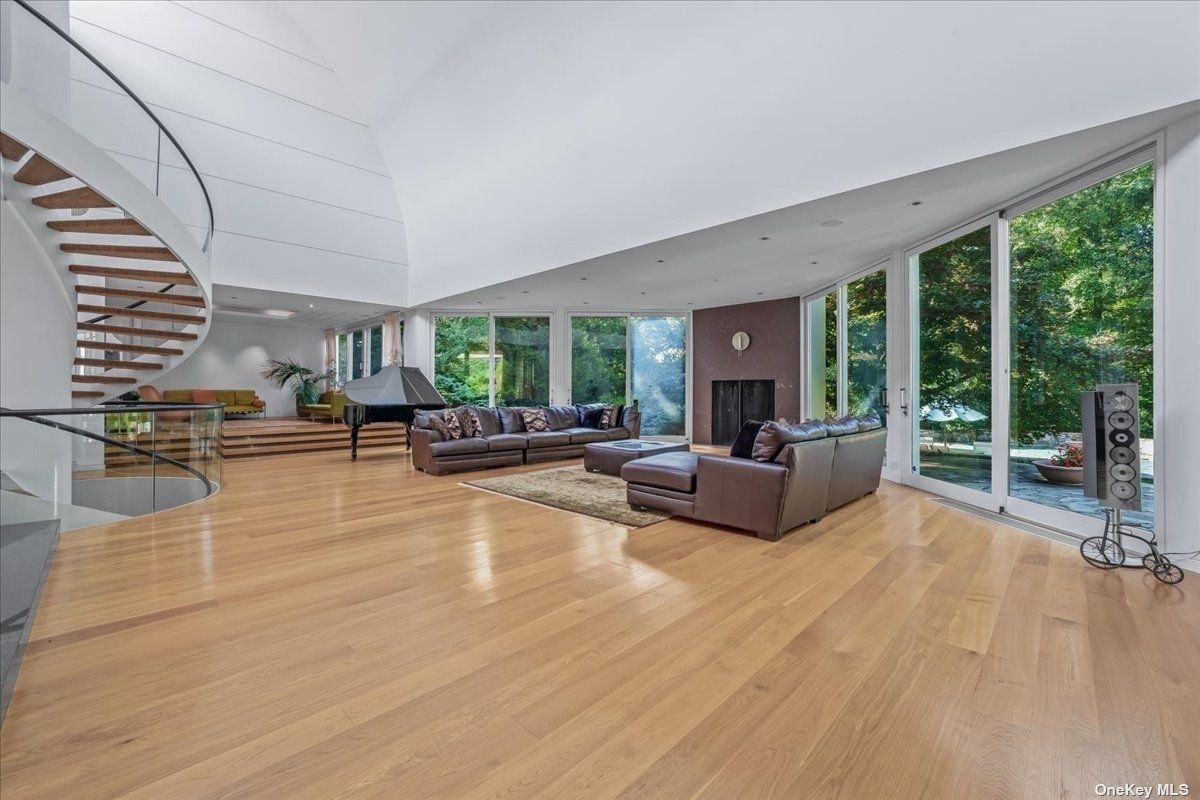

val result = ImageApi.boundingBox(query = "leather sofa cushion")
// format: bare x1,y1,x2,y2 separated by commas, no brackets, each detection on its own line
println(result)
163,389,192,403
216,390,238,406
605,426,631,440
525,431,572,448
235,389,257,406
413,409,443,429
621,452,700,493
751,419,828,462
473,406,501,436
497,407,526,433
485,433,528,451
543,405,581,431
429,438,488,456
856,412,883,432
192,388,217,404
825,415,860,437
563,427,607,444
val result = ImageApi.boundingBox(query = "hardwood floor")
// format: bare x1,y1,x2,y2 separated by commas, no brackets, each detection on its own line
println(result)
1,446,1196,799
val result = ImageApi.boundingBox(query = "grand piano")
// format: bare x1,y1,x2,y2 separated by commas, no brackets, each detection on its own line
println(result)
341,366,447,460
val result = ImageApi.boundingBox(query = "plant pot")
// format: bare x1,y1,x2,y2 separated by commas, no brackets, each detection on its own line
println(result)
1033,459,1084,485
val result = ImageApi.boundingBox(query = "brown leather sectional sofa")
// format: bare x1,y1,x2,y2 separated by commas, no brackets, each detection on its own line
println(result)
622,419,886,541
410,404,641,475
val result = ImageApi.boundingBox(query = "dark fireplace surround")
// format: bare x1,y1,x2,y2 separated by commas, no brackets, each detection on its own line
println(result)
712,379,775,445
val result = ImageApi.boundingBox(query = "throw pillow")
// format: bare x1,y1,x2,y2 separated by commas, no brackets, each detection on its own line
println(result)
443,411,464,440
191,389,217,404
454,406,483,437
857,412,883,431
520,407,550,432
824,415,860,437
427,414,451,439
730,420,764,459
598,405,618,429
751,419,829,462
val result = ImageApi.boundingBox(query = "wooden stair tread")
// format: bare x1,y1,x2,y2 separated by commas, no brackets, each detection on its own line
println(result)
78,303,206,325
33,186,114,209
72,374,137,384
70,264,195,285
219,431,405,447
74,357,162,371
220,424,405,439
77,322,198,341
76,340,184,356
50,218,151,236
72,390,105,399
61,243,176,262
0,132,29,162
222,439,403,458
75,285,205,307
14,153,72,185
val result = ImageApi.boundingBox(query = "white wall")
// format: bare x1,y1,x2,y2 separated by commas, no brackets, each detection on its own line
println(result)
64,0,408,306
155,317,325,418
1162,112,1200,570
0,201,74,505
286,1,1200,306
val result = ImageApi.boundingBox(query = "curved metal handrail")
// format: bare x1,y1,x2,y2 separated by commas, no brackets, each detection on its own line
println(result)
10,0,215,253
0,403,223,416
0,406,218,495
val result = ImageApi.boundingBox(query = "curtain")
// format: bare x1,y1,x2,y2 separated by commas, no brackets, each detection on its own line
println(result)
323,328,336,378
383,312,403,366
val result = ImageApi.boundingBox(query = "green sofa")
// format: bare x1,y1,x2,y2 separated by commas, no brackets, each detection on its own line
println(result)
297,391,350,422
161,388,266,417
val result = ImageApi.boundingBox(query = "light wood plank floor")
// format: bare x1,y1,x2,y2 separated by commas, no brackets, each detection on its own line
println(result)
1,446,1196,799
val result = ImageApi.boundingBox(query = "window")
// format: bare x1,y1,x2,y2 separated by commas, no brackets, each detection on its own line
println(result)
805,266,887,421
494,316,551,406
571,316,627,406
369,326,383,375
336,332,348,385
335,323,386,384
351,330,364,380
432,314,551,407
1008,161,1154,525
631,316,688,436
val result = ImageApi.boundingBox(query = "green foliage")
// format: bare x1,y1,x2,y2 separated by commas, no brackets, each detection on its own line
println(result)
1010,162,1154,441
259,358,332,405
433,315,490,406
571,316,627,406
823,292,837,416
846,270,887,416
630,316,687,436
496,317,550,406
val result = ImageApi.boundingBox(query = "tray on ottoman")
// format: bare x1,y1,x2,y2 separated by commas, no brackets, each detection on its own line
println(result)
584,439,690,476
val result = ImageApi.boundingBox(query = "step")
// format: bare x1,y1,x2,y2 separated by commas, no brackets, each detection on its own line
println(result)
50,218,151,236
72,374,137,384
75,285,205,308
61,243,176,262
33,186,115,210
74,357,162,371
70,264,195,285
0,132,29,162
218,430,405,448
221,438,404,459
76,340,184,356
77,322,198,341
72,390,105,399
77,303,206,325
14,153,72,185
219,422,407,440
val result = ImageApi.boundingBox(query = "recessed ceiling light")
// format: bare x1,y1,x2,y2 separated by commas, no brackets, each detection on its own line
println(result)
810,260,819,265
757,292,764,295
759,236,770,241
583,301,589,304
495,296,506,300
820,219,845,228
908,200,923,206
640,291,646,295
656,259,664,263
580,277,588,281
522,290,530,294
308,303,314,308
713,278,720,282
477,300,483,304
231,295,238,300
262,309,296,318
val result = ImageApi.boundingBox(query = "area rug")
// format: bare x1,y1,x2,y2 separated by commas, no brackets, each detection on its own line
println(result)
463,466,671,528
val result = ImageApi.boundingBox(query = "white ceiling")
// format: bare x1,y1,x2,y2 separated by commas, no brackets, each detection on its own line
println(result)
284,0,1200,308
412,101,1199,311
211,284,397,328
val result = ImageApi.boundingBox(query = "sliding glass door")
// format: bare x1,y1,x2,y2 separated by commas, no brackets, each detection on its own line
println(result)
1006,159,1155,529
433,314,551,407
569,313,688,438
908,223,994,501
895,153,1157,535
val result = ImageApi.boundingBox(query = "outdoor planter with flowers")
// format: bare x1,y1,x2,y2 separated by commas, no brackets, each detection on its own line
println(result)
1033,440,1085,485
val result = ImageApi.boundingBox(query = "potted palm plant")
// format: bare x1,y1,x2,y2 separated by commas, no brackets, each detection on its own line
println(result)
260,358,334,410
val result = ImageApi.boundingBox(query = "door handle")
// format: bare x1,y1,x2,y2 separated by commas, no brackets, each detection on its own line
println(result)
881,388,890,414
900,388,909,416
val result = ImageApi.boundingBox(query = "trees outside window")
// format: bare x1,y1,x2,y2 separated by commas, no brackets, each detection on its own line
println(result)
433,316,490,406
571,316,627,406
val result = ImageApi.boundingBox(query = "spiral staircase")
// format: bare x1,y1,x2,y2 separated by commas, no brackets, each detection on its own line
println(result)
1,0,214,406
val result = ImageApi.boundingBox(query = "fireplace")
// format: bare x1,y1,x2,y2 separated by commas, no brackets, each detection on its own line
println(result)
712,380,775,445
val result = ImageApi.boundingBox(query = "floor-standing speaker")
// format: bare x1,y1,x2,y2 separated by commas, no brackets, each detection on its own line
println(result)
1080,383,1141,512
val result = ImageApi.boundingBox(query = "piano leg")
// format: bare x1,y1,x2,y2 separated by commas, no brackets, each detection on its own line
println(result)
350,424,360,461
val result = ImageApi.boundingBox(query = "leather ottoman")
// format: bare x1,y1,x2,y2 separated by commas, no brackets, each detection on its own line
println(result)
583,439,690,475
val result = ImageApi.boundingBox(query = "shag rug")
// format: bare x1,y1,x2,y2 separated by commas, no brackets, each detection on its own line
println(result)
463,465,671,528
